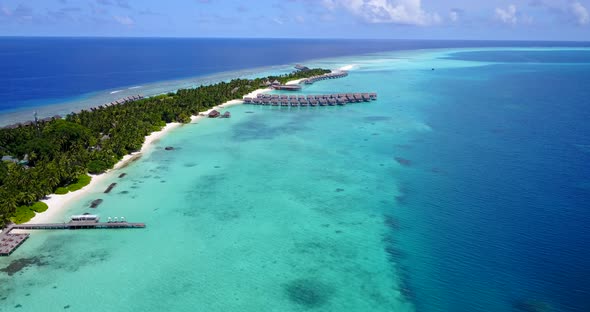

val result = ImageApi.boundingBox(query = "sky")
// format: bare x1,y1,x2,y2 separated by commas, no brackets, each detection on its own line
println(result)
0,0,589,41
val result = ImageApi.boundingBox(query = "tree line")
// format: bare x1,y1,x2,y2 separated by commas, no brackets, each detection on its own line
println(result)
0,68,330,227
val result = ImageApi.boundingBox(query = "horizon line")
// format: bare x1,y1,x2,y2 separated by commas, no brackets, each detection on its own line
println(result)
0,35,589,43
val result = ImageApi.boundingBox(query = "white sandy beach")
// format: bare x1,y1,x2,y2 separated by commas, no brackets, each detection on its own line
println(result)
25,83,279,224
26,122,181,224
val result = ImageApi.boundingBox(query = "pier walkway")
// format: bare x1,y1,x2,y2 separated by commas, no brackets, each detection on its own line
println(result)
244,92,377,107
302,70,348,84
1,220,145,256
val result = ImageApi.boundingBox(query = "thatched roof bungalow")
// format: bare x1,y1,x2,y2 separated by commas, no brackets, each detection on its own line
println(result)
208,110,220,118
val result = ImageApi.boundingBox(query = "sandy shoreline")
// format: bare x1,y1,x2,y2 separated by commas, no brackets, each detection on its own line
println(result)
24,85,275,224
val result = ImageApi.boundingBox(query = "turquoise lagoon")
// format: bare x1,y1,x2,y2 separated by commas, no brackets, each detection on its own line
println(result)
2,47,590,312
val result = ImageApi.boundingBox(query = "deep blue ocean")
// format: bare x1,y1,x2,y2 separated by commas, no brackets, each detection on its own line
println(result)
396,51,590,311
0,37,589,112
1,39,590,311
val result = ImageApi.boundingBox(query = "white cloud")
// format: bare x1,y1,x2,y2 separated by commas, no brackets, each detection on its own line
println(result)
322,0,338,11
321,0,440,26
570,1,589,25
272,17,284,25
113,15,134,25
494,4,532,25
495,4,518,24
449,10,459,22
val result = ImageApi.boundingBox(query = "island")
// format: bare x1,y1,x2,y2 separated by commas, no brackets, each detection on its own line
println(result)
0,68,330,227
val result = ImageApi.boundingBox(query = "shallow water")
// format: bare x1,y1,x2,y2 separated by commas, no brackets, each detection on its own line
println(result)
2,48,590,311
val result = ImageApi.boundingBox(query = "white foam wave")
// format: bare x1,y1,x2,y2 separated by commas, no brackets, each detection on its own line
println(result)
110,90,123,94
128,86,143,89
338,64,357,71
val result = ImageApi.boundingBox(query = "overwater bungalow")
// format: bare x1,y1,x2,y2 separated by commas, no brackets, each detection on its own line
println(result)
208,110,220,118
220,111,231,118
244,97,253,103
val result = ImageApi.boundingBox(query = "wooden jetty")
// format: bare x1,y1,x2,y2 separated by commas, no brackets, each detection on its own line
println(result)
243,92,377,107
271,84,302,91
0,215,145,256
302,70,348,84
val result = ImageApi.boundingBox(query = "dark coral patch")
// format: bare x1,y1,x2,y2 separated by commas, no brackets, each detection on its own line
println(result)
394,157,412,166
0,257,46,276
283,278,334,308
430,167,448,175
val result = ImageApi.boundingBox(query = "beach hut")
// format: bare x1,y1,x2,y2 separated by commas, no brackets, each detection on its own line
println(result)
208,110,220,118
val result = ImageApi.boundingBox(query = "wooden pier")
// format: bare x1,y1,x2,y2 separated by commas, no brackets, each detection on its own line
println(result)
302,70,348,84
243,92,377,107
0,220,145,256
271,84,302,91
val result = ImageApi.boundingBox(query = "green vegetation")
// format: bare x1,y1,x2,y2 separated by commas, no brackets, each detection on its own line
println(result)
10,202,48,224
0,68,330,227
55,174,92,194
30,202,49,213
